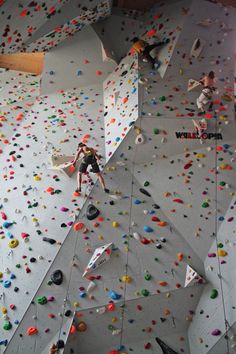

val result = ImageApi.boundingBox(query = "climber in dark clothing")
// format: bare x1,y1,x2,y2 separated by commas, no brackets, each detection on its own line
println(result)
72,143,109,193
131,37,170,69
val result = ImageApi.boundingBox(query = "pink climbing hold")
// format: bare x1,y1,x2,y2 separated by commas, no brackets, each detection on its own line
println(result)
211,329,221,336
96,70,103,76
208,253,216,258
60,207,69,212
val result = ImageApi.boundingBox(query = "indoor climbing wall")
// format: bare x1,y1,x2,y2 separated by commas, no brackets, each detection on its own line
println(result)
0,0,235,353
0,0,112,54
103,53,139,161
0,0,68,54
92,7,145,63
41,25,117,95
0,70,40,107
4,140,206,353
26,0,111,53
0,83,106,350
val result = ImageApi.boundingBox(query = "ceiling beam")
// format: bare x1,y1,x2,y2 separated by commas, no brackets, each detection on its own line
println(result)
0,52,44,75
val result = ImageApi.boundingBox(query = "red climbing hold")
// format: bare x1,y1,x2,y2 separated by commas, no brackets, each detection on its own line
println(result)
173,199,184,204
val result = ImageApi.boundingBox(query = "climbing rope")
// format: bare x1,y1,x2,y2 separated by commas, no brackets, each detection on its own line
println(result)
119,106,142,347
212,111,230,353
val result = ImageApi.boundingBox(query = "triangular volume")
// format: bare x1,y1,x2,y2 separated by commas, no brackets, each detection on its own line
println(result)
48,154,77,177
184,264,205,287
187,79,202,92
82,243,113,277
155,337,179,354
101,42,117,64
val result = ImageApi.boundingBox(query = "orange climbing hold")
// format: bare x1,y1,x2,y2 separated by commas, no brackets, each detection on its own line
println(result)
27,327,38,336
78,321,87,332
74,222,85,231
158,221,167,227
159,281,168,287
70,324,77,334
177,253,184,261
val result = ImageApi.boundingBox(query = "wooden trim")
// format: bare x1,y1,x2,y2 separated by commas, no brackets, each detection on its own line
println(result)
0,52,44,75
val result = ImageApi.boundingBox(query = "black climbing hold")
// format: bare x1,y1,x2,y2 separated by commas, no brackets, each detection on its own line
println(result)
152,204,160,209
139,188,151,197
50,270,63,286
30,257,36,263
86,204,100,220
42,237,56,245
64,310,72,317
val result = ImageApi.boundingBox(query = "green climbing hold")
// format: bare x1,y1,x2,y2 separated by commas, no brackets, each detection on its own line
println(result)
3,321,12,330
210,289,218,299
217,243,224,248
153,128,160,135
108,324,114,331
159,96,166,102
144,272,152,281
36,296,47,305
16,264,21,268
144,181,150,187
141,289,150,297
202,202,209,208
219,181,226,186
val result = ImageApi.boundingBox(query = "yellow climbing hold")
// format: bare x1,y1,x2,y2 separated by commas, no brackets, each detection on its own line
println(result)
134,126,141,135
112,317,118,323
0,272,3,278
33,175,41,181
196,153,205,159
73,302,80,308
121,275,132,284
112,221,119,228
8,239,19,248
1,307,7,314
217,249,227,257
98,235,104,241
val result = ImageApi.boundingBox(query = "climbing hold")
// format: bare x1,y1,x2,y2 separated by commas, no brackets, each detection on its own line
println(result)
141,289,150,297
121,275,132,283
36,296,47,305
8,239,19,248
202,202,209,208
135,133,145,145
3,321,12,331
27,327,38,336
78,321,87,332
217,249,227,257
112,221,119,228
139,188,151,197
177,253,184,261
210,289,218,299
108,290,121,300
50,270,63,285
73,222,85,231
143,225,153,233
144,272,152,281
159,281,168,287
144,181,150,187
153,128,160,135
42,237,56,245
211,329,221,336
173,199,184,204
86,204,100,220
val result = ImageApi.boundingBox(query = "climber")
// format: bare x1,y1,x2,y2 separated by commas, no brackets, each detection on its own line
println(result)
196,71,216,112
49,343,58,354
72,142,109,193
131,36,170,69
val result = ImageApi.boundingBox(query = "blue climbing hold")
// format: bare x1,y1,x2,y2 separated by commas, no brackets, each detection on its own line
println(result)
134,199,141,205
108,290,122,300
144,225,153,233
3,280,11,288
